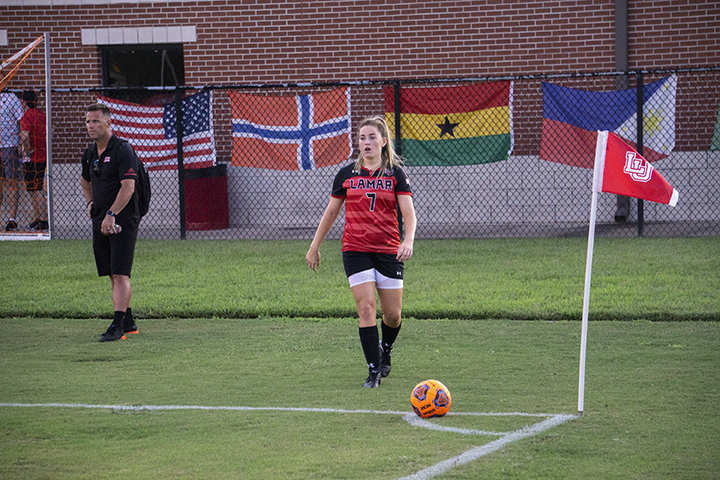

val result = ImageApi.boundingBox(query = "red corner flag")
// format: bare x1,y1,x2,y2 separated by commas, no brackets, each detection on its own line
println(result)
595,131,679,206
580,131,679,415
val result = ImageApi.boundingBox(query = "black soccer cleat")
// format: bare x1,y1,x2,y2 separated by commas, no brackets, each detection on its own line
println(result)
379,342,392,378
99,324,126,342
123,314,138,334
101,318,137,335
123,320,138,334
363,371,381,388
101,322,114,336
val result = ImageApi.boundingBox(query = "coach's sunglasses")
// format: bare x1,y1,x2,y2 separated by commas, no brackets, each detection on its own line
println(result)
92,158,100,175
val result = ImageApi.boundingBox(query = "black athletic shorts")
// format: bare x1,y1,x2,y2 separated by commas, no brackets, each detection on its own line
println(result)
92,218,139,277
342,251,404,280
24,161,46,191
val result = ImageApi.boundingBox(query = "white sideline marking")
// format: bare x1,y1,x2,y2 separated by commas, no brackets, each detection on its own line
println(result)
0,402,409,415
0,403,576,479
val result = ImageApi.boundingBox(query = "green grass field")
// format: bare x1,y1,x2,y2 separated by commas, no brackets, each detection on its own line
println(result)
2,237,718,320
1,238,719,478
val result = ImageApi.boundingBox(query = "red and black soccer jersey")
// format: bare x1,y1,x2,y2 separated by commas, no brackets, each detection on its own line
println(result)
332,162,413,254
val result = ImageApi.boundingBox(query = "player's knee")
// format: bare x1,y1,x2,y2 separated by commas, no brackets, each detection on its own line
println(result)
355,298,376,319
383,310,402,327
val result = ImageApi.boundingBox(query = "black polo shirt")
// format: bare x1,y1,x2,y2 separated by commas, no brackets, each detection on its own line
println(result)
81,134,140,223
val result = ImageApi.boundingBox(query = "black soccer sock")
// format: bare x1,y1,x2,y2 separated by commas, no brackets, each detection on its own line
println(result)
125,307,133,322
113,310,126,329
359,326,380,373
381,320,402,350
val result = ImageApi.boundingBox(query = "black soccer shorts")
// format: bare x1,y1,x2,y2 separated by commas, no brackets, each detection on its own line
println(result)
342,251,404,289
92,219,139,277
24,161,46,191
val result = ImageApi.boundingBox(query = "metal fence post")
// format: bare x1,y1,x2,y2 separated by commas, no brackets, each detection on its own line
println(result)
393,80,402,156
393,80,404,239
175,87,187,239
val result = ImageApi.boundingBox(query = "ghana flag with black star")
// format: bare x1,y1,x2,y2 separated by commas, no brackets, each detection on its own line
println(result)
384,81,513,166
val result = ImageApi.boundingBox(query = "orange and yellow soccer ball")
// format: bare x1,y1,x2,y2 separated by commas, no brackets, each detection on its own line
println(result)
410,379,452,418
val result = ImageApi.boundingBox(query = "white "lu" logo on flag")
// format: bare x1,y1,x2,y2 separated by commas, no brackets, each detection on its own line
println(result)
623,151,654,183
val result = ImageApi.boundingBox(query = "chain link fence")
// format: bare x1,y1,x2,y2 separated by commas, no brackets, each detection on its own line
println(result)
3,68,719,240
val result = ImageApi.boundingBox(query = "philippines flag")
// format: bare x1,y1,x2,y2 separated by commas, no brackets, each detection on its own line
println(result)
540,75,677,168
711,100,720,151
98,91,216,171
595,131,678,206
230,87,352,170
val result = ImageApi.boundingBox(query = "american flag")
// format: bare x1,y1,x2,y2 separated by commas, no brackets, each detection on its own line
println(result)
98,90,216,171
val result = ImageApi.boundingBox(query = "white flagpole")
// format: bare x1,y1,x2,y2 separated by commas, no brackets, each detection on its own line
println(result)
578,130,609,416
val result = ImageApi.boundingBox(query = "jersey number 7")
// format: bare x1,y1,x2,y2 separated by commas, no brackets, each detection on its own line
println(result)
365,192,376,211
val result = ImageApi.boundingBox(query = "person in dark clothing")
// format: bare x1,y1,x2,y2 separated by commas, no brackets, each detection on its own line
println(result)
80,103,141,342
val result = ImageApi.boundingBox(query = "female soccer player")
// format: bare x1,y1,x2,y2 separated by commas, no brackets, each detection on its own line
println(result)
306,116,416,388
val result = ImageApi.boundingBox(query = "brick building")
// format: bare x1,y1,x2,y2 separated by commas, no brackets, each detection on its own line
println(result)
1,1,718,239
2,0,719,86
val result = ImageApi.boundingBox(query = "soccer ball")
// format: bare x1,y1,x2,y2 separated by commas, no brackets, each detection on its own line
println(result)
410,379,452,418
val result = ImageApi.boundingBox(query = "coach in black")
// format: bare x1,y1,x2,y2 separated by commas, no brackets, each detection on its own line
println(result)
80,103,141,342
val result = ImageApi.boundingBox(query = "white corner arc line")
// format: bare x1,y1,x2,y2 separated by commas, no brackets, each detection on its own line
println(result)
397,413,577,480
402,413,507,436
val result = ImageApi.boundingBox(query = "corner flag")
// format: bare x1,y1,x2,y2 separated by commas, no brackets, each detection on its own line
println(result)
596,131,679,206
577,130,678,416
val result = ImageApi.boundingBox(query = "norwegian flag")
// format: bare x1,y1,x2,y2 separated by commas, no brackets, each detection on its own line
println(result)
595,131,678,206
230,87,352,170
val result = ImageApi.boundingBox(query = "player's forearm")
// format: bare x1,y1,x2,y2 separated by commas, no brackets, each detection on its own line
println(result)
310,198,343,249
108,179,136,214
20,132,32,156
310,211,338,249
81,178,93,205
399,196,417,242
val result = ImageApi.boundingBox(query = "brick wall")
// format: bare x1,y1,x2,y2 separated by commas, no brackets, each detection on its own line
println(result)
629,0,720,67
1,0,718,88
1,2,718,241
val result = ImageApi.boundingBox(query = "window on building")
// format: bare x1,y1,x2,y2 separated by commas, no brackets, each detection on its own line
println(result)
100,44,185,104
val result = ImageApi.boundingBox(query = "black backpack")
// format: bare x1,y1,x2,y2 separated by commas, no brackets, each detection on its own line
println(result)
121,139,151,217
135,158,151,217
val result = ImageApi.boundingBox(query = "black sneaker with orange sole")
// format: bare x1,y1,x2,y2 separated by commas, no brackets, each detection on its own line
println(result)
99,324,126,342
100,319,138,336
124,320,139,335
